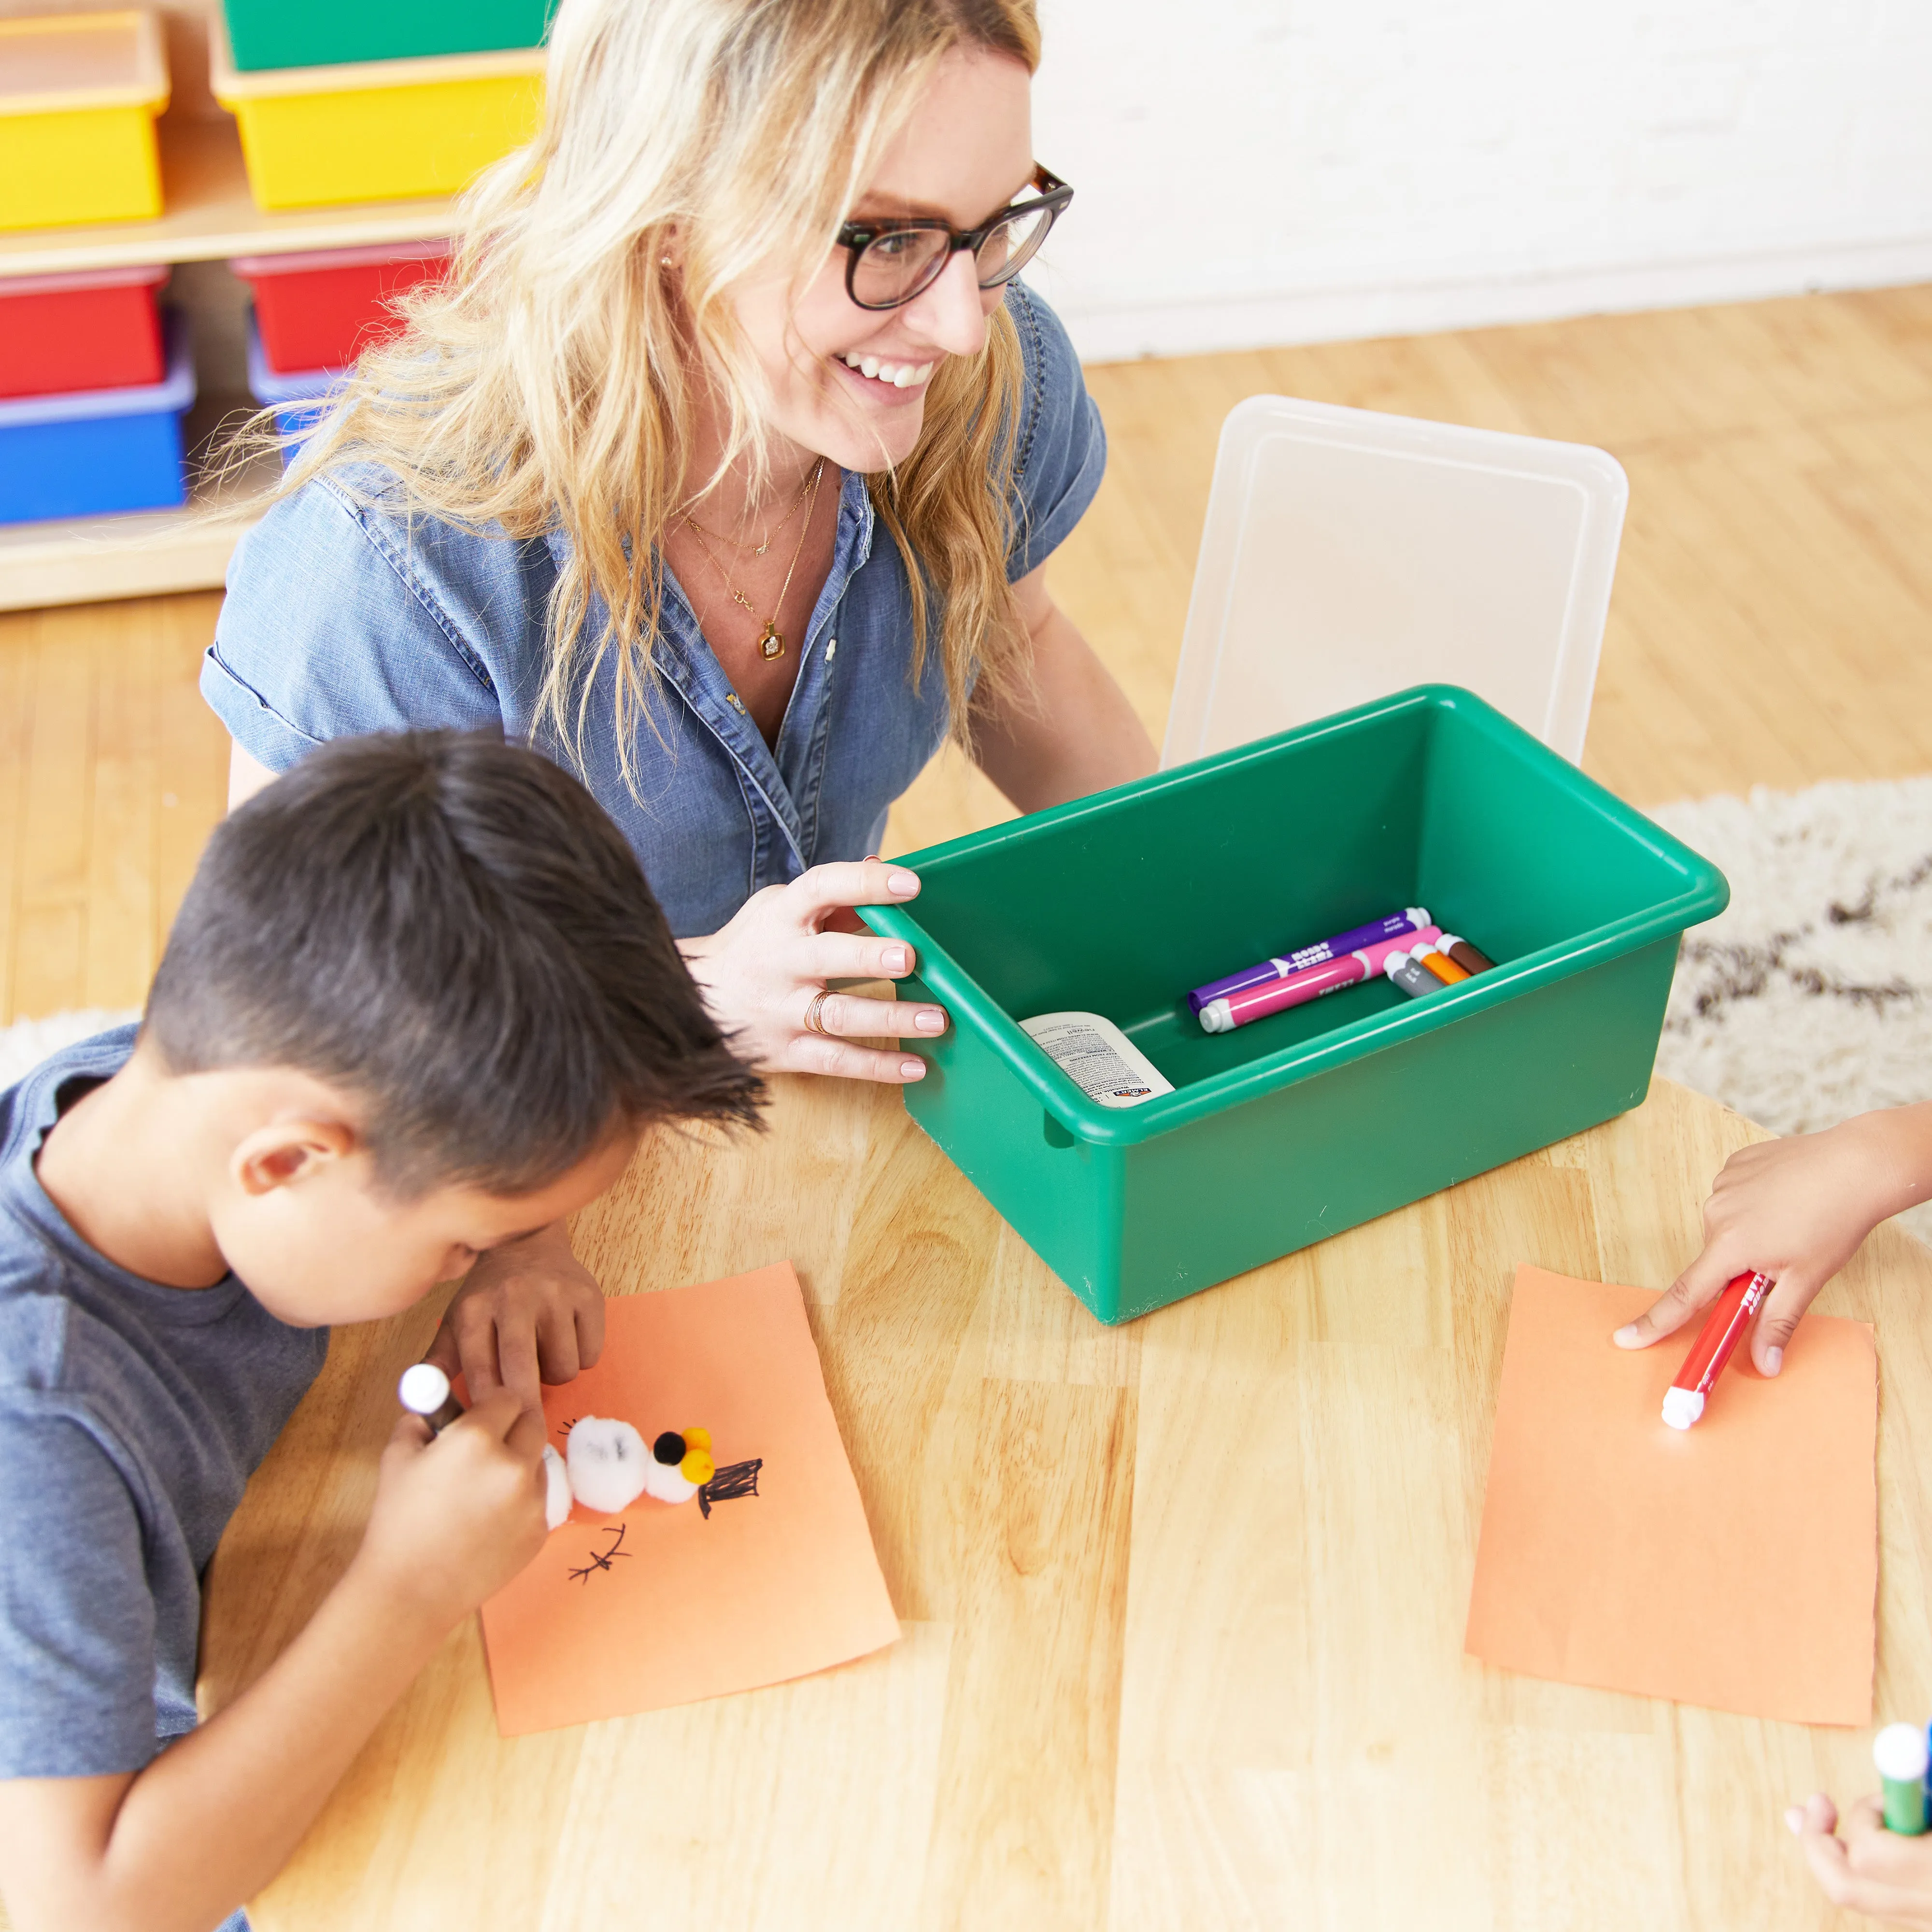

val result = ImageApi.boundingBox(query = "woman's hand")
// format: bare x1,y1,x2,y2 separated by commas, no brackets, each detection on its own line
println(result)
679,858,948,1084
1790,1791,1932,1927
1612,1106,1932,1375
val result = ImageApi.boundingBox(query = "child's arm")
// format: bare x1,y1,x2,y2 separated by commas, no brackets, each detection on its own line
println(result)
1613,1102,1932,1373
428,1218,606,1412
1790,1790,1932,1927
0,1390,547,1932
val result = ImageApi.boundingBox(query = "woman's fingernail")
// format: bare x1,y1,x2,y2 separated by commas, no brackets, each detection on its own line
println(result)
882,945,909,973
915,1009,946,1033
1612,1324,1642,1348
888,871,918,896
1785,1807,1803,1835
900,1058,926,1080
1764,1346,1783,1376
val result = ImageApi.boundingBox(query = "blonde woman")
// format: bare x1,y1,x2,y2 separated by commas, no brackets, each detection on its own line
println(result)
209,0,1151,1088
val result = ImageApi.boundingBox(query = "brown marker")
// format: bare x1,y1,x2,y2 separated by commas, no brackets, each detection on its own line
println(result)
1438,934,1495,975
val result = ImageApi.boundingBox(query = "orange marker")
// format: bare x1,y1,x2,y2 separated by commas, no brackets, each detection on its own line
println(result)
1415,943,1470,985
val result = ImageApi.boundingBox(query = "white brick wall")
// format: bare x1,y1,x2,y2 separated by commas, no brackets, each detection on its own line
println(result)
1030,0,1932,361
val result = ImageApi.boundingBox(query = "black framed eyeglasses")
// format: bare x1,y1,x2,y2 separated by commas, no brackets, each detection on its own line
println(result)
836,165,1073,312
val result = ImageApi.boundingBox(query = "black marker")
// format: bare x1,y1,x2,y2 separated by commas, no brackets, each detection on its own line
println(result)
398,1362,465,1435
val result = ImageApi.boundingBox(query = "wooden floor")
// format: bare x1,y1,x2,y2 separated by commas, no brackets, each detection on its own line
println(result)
4,283,1932,1020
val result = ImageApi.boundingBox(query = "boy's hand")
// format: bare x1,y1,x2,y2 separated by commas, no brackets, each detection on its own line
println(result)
426,1219,604,1413
1613,1113,1919,1376
1790,1790,1932,1926
352,1390,550,1632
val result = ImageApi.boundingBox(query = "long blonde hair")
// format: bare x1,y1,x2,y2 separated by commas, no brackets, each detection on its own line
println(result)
282,0,1042,782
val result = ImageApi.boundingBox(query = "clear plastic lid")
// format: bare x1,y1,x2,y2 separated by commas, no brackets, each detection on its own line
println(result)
0,11,168,116
1161,395,1628,770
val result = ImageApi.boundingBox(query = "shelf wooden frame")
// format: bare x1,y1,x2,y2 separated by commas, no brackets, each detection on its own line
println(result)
1,113,458,609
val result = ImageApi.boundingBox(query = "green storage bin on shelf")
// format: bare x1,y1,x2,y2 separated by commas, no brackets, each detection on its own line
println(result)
221,0,553,72
862,684,1728,1326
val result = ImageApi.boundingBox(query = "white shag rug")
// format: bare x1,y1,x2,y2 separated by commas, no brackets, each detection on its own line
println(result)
1651,777,1932,1247
0,777,1927,1241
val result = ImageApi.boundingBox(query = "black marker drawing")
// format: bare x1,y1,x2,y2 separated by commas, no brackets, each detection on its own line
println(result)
697,1458,764,1520
567,1521,632,1582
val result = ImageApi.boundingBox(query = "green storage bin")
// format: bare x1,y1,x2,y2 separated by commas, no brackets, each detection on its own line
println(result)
863,684,1728,1325
221,0,554,72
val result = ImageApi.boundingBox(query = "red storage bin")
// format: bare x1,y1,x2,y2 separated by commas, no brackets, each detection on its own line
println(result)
229,241,452,375
0,264,169,400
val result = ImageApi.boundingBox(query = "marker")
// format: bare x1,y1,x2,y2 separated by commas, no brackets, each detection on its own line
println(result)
1189,907,1431,1012
1875,1724,1930,1834
1439,934,1495,975
1661,1271,1773,1429
1383,949,1441,999
1414,942,1470,986
1199,927,1440,1033
398,1361,465,1435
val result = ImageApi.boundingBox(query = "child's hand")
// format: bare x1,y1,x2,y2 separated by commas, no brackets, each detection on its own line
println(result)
1612,1113,1918,1376
426,1220,604,1414
351,1389,550,1632
1790,1790,1932,1926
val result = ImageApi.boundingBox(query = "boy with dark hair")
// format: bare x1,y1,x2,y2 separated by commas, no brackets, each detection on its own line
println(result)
0,731,763,1932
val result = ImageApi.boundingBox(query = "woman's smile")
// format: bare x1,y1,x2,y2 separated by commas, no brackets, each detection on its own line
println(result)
833,349,938,398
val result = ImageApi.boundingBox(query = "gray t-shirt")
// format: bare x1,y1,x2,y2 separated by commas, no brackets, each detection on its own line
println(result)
0,1026,329,1782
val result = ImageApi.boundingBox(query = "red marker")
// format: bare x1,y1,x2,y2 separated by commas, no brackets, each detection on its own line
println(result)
1661,1270,1773,1429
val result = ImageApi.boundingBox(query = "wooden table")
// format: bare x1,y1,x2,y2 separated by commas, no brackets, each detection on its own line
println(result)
201,1074,1932,1932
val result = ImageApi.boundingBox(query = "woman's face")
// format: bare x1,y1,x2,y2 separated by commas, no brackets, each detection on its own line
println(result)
731,45,1037,476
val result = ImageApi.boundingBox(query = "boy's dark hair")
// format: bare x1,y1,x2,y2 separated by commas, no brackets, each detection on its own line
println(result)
145,731,764,1195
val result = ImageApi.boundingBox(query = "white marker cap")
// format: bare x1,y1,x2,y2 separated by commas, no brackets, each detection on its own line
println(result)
1661,1386,1705,1430
1876,1722,1931,1781
1384,951,1408,979
398,1362,452,1415
1407,907,1430,928
1198,999,1231,1034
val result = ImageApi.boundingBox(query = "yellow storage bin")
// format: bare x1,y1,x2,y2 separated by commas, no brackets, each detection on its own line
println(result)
210,25,544,212
0,12,169,231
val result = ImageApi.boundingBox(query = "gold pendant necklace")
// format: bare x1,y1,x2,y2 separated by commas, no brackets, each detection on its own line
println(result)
681,458,826,663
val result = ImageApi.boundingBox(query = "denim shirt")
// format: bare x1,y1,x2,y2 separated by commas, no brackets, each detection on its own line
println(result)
203,283,1104,938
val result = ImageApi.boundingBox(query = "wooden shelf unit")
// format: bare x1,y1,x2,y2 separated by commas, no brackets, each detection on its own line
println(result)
1,114,459,610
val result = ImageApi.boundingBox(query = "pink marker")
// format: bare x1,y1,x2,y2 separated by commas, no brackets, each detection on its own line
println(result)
1198,927,1442,1033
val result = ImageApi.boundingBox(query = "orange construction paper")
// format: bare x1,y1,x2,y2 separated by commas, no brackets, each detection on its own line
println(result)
1464,1266,1877,1725
478,1262,899,1736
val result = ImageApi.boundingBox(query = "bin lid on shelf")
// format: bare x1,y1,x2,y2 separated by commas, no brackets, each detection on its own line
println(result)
229,239,453,280
209,14,544,103
0,263,169,299
0,10,169,117
1161,395,1628,771
0,313,192,427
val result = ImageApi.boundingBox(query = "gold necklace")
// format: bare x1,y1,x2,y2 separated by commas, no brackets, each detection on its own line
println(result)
682,460,819,556
682,457,825,661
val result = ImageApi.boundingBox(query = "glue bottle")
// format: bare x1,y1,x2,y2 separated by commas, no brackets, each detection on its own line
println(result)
1875,1722,1930,1834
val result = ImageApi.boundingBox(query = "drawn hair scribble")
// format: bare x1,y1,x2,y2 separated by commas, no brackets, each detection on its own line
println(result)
567,1522,632,1582
697,1458,764,1520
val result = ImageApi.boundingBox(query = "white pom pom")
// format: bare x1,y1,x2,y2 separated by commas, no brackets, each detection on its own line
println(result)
541,1445,572,1530
566,1416,649,1513
639,1459,699,1505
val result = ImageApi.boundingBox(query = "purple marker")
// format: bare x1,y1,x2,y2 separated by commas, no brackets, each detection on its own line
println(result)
1189,906,1430,1013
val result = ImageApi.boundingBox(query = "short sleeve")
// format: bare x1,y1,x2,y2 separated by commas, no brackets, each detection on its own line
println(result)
203,473,514,774
0,1406,159,1779
1002,281,1107,581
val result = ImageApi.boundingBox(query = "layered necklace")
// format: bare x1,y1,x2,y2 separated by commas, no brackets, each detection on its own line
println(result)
679,457,827,662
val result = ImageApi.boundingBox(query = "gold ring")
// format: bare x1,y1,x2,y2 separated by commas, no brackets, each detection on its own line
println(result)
802,988,835,1036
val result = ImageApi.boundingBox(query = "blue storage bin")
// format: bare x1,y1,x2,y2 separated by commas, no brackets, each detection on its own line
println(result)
0,317,195,525
244,314,346,458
